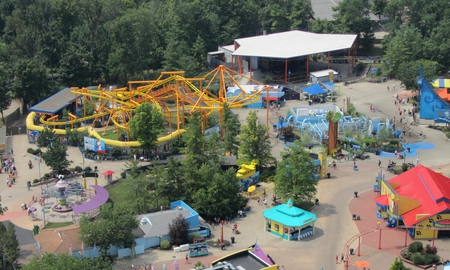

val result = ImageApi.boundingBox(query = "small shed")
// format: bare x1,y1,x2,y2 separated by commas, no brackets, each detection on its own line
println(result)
102,170,115,184
309,69,338,84
263,199,317,241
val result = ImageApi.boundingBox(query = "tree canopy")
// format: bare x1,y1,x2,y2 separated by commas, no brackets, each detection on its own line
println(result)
0,222,19,270
238,111,274,168
274,140,318,205
41,140,72,174
128,102,164,152
22,253,112,270
79,203,138,255
168,214,190,246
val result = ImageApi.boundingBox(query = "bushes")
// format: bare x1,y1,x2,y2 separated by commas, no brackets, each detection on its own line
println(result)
404,242,440,266
33,179,39,183
27,148,41,155
74,166,83,172
408,242,423,253
189,233,202,243
160,240,171,250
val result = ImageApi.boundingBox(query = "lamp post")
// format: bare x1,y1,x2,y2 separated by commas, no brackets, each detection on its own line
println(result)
158,235,162,249
94,166,98,186
46,137,55,147
82,149,86,189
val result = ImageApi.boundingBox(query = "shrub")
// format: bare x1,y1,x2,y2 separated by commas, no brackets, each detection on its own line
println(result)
189,233,202,243
160,240,171,250
84,166,93,172
408,242,423,253
445,132,450,139
33,179,39,183
411,253,425,265
43,173,50,179
402,163,409,172
425,245,438,254
74,166,83,172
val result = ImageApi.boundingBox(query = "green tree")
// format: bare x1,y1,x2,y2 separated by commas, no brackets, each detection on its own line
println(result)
58,45,92,86
0,63,12,124
397,60,439,90
0,222,19,270
37,127,57,149
221,103,240,157
274,140,318,205
332,0,374,50
41,140,72,173
390,257,412,270
79,203,138,256
22,253,112,270
11,58,51,111
372,0,387,19
129,102,164,153
238,111,274,168
168,214,190,246
192,167,243,218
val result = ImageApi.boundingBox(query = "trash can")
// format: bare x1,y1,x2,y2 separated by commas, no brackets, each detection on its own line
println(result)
231,236,235,244
326,173,331,179
221,244,225,250
350,248,354,255
33,225,39,235
407,147,411,153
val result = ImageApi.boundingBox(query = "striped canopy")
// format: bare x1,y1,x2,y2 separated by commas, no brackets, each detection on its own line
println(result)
432,79,450,88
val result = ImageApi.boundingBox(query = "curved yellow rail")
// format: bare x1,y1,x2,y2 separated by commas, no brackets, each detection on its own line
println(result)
26,112,184,146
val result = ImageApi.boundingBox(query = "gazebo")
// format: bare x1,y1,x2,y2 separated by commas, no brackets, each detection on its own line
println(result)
263,199,317,241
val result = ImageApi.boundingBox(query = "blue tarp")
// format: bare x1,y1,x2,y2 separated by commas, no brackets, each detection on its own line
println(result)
301,83,328,95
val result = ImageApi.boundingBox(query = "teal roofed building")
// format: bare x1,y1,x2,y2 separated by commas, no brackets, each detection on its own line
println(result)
263,199,317,241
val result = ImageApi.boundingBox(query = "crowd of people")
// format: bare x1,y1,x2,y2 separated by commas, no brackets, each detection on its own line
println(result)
3,157,17,186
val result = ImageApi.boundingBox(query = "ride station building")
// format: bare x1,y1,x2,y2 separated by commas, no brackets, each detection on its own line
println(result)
375,165,450,239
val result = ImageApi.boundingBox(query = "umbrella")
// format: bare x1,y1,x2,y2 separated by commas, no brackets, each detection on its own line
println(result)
354,261,370,268
393,131,402,135
29,207,37,212
352,145,361,149
247,185,256,193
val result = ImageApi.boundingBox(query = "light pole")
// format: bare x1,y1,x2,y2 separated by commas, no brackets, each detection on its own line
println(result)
158,235,162,249
46,137,55,147
94,166,98,186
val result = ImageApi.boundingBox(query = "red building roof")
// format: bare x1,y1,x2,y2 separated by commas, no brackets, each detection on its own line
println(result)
388,165,450,226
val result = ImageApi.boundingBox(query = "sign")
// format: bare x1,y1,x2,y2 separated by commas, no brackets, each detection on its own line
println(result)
84,137,105,152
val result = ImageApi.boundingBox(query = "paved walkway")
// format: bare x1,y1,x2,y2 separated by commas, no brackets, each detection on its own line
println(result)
2,79,450,269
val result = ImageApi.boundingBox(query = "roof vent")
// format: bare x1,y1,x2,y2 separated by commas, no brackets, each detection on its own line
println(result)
140,217,147,225
178,206,182,210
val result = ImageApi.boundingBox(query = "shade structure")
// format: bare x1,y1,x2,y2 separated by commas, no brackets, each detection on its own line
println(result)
300,83,328,95
432,78,450,88
354,261,370,268
29,207,37,212
247,185,256,193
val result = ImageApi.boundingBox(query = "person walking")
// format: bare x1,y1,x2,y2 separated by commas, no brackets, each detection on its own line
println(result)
185,254,189,264
416,156,420,165
336,255,339,263
378,160,381,168
341,253,344,262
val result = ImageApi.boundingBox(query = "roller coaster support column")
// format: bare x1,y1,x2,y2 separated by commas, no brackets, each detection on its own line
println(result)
378,229,382,250
82,149,87,189
220,221,224,246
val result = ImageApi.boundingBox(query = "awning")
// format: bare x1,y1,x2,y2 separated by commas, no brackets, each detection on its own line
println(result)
432,78,450,88
375,195,388,206
300,83,328,95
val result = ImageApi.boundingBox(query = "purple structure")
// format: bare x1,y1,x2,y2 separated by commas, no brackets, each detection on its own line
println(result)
73,185,109,215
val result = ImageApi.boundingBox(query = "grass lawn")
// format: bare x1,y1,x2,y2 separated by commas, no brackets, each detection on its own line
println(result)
106,179,138,212
44,222,73,229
